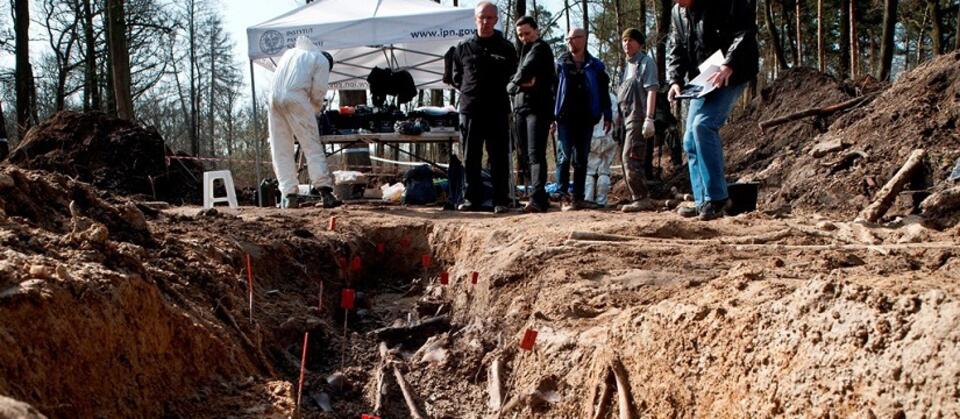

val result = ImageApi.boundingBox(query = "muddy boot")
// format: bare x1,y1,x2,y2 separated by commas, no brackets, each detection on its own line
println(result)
698,199,728,221
677,204,699,218
281,194,299,209
318,187,342,208
621,198,655,213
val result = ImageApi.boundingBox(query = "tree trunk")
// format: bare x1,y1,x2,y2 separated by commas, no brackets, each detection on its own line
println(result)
816,0,824,72
515,0,526,48
564,0,571,31
903,27,912,70
880,1,901,81
850,0,859,79
918,10,928,64
781,0,798,66
189,0,199,156
209,33,216,158
927,0,943,55
107,0,134,120
14,0,33,138
582,0,589,35
956,0,960,51
839,0,850,78
639,0,646,35
764,0,789,70
657,0,671,80
614,0,623,40
82,0,100,112
795,0,803,66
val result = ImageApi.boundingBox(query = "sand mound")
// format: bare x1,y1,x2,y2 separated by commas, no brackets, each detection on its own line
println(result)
7,111,200,203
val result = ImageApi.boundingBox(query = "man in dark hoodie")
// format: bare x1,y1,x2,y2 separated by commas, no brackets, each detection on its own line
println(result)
508,16,556,213
449,1,518,214
666,0,758,220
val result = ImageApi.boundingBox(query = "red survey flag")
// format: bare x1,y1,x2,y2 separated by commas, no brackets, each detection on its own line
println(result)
341,289,356,309
520,328,538,351
376,242,385,254
471,271,479,284
421,254,431,269
351,256,362,273
440,271,449,285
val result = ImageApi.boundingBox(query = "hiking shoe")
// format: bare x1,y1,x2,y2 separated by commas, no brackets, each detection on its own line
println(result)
317,187,342,208
677,205,699,218
281,194,299,209
457,200,478,212
550,191,570,202
493,205,509,214
621,198,655,213
562,200,588,212
698,200,728,221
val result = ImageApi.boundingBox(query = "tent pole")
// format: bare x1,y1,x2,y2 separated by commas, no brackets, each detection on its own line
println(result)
250,59,263,207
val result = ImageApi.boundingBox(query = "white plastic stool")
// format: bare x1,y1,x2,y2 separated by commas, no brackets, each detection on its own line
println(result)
203,170,238,209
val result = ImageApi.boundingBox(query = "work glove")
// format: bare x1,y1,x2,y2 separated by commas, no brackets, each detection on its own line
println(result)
642,118,655,139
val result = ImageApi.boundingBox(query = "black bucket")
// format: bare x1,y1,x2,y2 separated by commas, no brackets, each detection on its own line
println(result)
727,182,759,215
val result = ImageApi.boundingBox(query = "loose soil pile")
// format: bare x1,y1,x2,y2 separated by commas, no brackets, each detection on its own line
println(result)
6,111,201,203
715,53,960,225
1,163,958,417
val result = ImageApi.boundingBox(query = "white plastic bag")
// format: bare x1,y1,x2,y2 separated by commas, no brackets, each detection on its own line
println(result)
380,182,405,203
332,170,365,184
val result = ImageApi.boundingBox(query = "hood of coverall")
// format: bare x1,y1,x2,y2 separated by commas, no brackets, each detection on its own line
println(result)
269,36,331,107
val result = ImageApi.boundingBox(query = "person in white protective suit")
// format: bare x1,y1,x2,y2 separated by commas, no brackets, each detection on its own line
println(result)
584,93,620,207
269,36,341,209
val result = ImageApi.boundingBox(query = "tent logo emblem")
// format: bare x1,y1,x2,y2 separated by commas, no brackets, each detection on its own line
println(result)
260,30,285,54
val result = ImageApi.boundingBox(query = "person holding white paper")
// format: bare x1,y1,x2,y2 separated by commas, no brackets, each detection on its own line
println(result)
666,0,758,220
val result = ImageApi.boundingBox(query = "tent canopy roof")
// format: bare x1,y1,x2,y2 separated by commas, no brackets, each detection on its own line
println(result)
247,0,478,90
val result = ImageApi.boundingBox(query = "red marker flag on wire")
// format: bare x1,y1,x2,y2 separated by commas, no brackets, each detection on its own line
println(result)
376,242,385,254
421,254,431,269
440,271,449,285
296,332,310,410
341,289,356,309
520,328,538,351
471,271,479,284
351,256,362,273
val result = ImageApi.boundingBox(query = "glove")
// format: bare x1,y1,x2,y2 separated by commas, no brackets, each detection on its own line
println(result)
642,118,655,139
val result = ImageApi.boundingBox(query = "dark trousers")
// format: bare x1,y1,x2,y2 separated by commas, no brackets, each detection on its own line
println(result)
623,121,649,201
460,113,510,207
555,119,594,202
515,112,551,207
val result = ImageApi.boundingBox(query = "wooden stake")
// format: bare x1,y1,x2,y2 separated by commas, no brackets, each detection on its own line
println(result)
487,356,504,411
392,366,427,419
610,358,636,419
592,367,615,419
857,149,927,223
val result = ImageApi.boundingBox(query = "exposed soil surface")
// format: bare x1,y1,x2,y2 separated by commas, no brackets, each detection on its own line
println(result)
7,111,201,203
1,165,958,418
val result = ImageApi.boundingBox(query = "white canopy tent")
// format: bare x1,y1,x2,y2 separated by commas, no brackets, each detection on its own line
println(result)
247,0,476,90
244,0,478,204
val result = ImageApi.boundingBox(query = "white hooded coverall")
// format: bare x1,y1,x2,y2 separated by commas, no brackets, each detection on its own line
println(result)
269,36,333,196
584,94,620,206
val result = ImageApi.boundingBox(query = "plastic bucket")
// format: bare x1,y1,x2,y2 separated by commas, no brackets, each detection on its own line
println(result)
727,182,759,215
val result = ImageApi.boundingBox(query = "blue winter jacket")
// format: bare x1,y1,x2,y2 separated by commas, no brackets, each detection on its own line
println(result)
553,51,612,124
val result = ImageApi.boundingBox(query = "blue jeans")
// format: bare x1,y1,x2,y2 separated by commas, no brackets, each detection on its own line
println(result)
555,120,593,201
683,83,747,206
